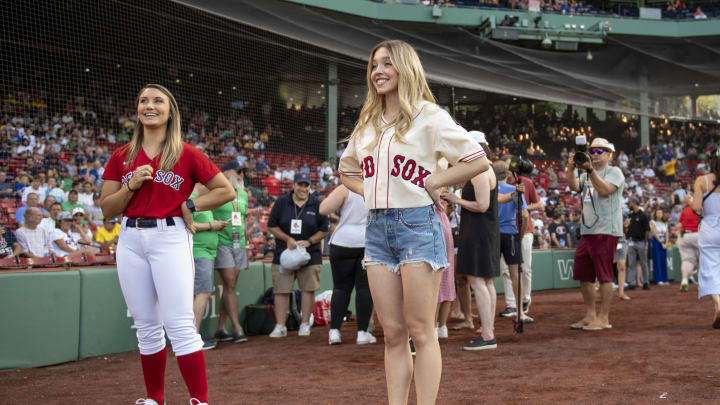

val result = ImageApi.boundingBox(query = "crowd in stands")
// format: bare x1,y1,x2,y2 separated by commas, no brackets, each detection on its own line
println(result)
380,0,720,19
2,89,719,270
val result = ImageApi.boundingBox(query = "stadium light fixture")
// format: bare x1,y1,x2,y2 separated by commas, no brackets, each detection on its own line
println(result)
84,68,90,72
586,50,593,61
175,79,180,83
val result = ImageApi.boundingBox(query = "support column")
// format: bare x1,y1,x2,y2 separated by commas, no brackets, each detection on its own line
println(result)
640,68,650,148
691,95,698,118
326,62,338,161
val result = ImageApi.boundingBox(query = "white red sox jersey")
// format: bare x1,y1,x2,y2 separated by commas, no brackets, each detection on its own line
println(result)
102,143,220,218
338,101,485,209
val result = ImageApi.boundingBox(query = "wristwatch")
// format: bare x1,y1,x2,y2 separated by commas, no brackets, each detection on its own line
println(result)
185,199,196,213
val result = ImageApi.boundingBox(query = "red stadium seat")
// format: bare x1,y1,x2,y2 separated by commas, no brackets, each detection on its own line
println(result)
18,256,60,268
86,254,116,265
0,256,22,269
55,253,88,267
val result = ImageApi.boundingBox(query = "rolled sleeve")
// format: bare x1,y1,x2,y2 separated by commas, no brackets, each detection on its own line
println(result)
338,138,363,178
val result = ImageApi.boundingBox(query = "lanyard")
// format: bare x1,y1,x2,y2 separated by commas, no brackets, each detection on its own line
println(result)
232,189,241,212
294,198,307,220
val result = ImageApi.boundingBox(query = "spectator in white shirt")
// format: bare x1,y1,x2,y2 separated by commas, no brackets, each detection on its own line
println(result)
39,202,63,236
642,167,655,178
77,181,95,208
46,177,66,203
21,177,46,203
15,207,52,258
50,212,90,257
281,164,296,182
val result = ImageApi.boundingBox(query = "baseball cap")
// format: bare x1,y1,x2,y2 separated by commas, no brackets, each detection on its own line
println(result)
71,207,84,216
57,211,73,221
589,137,615,153
629,197,640,204
469,130,488,145
221,160,247,173
294,172,311,184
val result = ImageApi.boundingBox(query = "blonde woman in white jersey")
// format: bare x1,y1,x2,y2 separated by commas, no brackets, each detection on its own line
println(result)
319,184,375,345
338,40,490,405
690,147,720,329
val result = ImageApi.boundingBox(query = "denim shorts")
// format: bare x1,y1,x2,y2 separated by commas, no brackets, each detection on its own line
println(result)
363,205,449,274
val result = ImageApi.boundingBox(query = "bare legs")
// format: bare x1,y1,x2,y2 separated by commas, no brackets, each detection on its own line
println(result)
452,274,474,329
216,268,244,335
467,276,496,340
367,263,442,405
572,281,613,329
617,259,630,300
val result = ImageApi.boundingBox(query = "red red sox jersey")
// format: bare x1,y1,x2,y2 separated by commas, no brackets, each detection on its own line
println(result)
102,143,220,218
338,101,485,209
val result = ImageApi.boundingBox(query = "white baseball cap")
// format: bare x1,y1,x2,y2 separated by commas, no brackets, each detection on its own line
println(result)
469,130,488,145
71,207,84,216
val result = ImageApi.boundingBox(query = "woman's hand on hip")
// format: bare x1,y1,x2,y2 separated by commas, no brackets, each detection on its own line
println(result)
181,202,196,234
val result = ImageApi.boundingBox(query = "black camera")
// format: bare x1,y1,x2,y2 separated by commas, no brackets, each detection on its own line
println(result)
573,135,589,166
509,157,534,177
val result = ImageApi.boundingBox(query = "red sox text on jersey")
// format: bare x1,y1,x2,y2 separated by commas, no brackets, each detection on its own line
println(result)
360,154,432,188
120,170,185,191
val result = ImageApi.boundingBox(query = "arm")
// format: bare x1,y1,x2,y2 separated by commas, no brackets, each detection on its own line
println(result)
691,176,704,212
319,185,349,216
441,171,490,213
649,221,659,240
181,173,235,234
268,226,297,250
566,154,580,192
587,169,619,197
54,238,79,254
426,157,490,203
12,242,22,257
299,230,329,248
520,208,529,240
339,175,363,197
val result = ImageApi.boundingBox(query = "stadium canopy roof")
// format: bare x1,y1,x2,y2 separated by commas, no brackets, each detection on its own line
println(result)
175,0,720,118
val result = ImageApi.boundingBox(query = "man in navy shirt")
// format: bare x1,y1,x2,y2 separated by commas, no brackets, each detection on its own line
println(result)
267,172,329,338
495,161,532,323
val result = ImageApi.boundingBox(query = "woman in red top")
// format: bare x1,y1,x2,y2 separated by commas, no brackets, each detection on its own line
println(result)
100,84,234,405
678,194,700,292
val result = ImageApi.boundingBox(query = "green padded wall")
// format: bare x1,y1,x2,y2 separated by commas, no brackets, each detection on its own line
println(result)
78,268,137,359
552,250,580,289
0,271,81,369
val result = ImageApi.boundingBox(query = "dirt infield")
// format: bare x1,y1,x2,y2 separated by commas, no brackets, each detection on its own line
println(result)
2,284,719,404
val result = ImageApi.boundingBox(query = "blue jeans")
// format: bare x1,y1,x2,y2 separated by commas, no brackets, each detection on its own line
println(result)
363,205,448,274
651,238,668,283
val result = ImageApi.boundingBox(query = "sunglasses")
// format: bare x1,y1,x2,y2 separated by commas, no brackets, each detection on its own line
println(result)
589,148,606,155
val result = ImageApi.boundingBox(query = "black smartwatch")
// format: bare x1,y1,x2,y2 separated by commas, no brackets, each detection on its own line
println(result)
185,199,196,213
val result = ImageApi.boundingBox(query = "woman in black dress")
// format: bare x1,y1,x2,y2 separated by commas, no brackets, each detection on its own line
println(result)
441,132,499,350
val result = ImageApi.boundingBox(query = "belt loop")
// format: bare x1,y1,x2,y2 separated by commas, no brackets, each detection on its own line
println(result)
157,218,166,232
121,217,127,230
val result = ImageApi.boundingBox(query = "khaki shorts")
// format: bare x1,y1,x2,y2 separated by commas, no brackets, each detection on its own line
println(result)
678,232,699,267
271,263,321,293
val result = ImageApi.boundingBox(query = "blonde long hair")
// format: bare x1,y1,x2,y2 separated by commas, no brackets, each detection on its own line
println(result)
123,84,183,171
351,40,436,150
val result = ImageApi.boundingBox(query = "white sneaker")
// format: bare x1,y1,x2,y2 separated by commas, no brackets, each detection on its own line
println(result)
357,330,377,344
298,322,312,336
269,324,287,338
436,325,448,339
136,400,161,405
329,328,342,345
189,399,208,405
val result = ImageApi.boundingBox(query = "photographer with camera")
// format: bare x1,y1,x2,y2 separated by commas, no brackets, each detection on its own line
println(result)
566,138,624,331
498,155,543,319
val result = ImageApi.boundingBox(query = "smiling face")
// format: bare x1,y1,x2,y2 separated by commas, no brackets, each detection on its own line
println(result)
293,182,310,201
137,87,171,129
370,47,399,96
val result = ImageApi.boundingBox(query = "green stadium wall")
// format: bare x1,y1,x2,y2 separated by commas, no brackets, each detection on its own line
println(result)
0,247,680,370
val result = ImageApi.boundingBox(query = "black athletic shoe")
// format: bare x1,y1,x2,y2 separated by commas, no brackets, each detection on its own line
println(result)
202,339,217,351
643,283,650,290
499,307,517,318
463,337,497,351
409,338,416,356
214,330,233,342
233,331,248,343
626,285,637,291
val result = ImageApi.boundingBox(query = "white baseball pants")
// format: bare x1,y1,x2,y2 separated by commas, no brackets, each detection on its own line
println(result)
116,217,202,356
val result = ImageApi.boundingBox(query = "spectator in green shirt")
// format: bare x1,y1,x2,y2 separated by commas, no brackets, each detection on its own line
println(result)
190,184,228,351
211,160,250,344
61,190,84,212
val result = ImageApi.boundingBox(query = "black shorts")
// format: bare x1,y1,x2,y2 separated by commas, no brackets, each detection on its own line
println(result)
500,233,523,265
